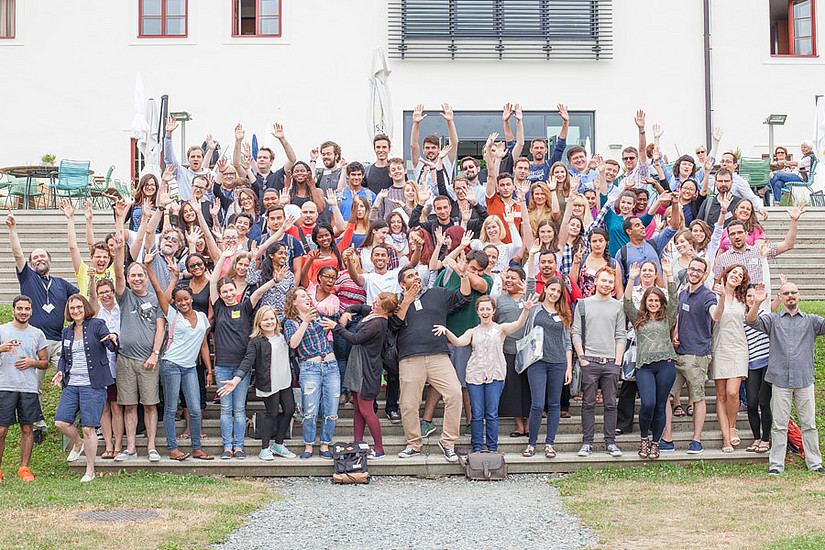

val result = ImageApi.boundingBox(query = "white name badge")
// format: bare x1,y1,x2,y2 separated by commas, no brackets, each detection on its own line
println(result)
553,315,561,322
63,339,72,347
517,302,524,309
42,303,55,314
682,303,690,312
414,300,423,311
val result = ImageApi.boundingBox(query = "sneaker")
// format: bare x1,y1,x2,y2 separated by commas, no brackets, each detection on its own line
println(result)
813,467,825,475
17,467,34,482
80,473,95,483
686,441,704,454
234,450,247,460
738,402,747,413
577,444,592,457
658,440,675,452
258,448,275,461
367,450,386,459
96,428,104,441
67,444,85,462
607,443,623,457
0,470,3,482
768,469,780,476
387,411,401,424
319,450,333,459
148,449,161,462
114,450,137,462
421,420,437,438
398,447,421,459
438,440,459,463
220,450,233,460
270,444,296,458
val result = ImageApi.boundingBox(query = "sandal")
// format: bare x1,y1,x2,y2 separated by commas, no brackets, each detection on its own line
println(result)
746,440,761,452
522,446,536,457
686,404,694,416
730,428,741,446
544,444,556,458
638,437,650,459
672,405,686,417
101,450,117,459
176,432,190,440
192,449,214,460
721,441,734,453
648,442,660,459
757,442,770,453
596,390,603,404
169,450,190,461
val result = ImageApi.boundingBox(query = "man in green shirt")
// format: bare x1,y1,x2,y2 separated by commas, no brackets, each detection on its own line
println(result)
421,250,493,436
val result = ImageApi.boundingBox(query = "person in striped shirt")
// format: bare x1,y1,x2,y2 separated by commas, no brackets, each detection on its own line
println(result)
744,285,772,453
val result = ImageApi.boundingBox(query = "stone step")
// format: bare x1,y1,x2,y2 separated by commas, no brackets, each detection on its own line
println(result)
156,413,751,438
124,429,742,455
69,447,768,477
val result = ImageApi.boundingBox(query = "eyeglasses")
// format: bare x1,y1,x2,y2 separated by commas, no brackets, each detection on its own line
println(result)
622,156,636,161
163,235,179,243
687,267,705,274
696,150,706,154
187,261,204,269
781,290,799,295
318,273,337,280
193,186,208,191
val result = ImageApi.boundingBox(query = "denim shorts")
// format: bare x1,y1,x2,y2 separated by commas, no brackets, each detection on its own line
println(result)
55,385,108,427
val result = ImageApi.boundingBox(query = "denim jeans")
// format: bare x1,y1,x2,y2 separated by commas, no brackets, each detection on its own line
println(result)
160,360,202,451
526,361,567,447
769,172,803,203
299,360,340,445
466,380,504,451
215,366,251,450
635,359,676,441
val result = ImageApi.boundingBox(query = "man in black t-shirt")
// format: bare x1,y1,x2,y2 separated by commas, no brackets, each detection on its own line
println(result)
364,134,393,193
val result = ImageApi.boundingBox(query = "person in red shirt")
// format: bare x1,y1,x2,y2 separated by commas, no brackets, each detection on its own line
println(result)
484,135,522,244
525,245,581,305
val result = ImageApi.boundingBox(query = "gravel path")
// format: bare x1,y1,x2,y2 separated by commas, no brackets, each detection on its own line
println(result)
216,474,596,549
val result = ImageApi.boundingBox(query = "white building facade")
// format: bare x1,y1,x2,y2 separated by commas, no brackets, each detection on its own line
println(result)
0,0,822,183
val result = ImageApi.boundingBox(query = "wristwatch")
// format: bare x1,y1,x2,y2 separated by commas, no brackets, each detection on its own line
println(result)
152,350,160,356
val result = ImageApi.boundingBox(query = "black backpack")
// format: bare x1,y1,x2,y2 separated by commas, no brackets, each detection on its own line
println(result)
332,441,370,484
382,327,399,377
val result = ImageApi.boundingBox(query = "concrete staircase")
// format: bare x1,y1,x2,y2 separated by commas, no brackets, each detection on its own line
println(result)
763,207,825,297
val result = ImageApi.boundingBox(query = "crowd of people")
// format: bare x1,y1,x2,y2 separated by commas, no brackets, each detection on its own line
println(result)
0,103,823,482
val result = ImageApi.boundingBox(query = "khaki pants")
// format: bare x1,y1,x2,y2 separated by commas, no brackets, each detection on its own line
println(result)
399,354,463,451
769,385,822,473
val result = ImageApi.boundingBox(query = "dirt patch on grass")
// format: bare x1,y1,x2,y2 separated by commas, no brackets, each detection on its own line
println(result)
558,469,825,549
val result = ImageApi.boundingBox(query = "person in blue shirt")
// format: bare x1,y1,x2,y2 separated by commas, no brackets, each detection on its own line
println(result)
525,104,570,184
339,162,376,220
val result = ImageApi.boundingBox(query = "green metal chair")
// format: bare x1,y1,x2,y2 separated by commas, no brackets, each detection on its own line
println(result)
51,160,91,207
781,159,817,205
739,157,771,189
7,176,45,209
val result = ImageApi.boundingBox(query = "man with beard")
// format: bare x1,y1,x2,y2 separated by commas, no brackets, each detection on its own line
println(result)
7,211,78,433
311,140,343,194
709,152,766,219
0,295,48,481
163,115,216,201
140,192,185,292
525,104,570,185
232,122,297,206
411,103,459,196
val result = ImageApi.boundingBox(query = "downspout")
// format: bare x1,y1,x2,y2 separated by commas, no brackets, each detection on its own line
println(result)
703,0,712,148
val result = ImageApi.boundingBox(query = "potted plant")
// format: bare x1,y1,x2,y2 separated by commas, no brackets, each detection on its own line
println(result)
41,154,56,165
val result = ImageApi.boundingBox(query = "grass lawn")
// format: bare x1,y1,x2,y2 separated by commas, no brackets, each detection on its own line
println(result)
553,300,825,550
0,305,275,550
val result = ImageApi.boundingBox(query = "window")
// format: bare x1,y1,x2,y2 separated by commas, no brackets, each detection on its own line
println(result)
139,0,187,37
233,0,281,37
131,138,145,187
402,110,595,166
389,0,613,60
771,0,817,56
0,0,14,39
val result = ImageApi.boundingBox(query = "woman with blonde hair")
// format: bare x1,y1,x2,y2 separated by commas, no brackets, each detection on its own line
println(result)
527,180,560,234
472,214,522,274
217,305,296,460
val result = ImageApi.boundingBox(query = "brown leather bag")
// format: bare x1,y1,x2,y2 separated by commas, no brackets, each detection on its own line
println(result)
458,451,507,481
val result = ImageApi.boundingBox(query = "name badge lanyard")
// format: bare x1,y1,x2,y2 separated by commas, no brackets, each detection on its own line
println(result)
41,277,55,313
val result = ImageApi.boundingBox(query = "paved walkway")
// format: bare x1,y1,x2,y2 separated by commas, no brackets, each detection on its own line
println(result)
216,474,596,549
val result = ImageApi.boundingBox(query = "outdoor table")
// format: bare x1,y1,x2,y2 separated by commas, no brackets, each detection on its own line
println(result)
0,165,93,209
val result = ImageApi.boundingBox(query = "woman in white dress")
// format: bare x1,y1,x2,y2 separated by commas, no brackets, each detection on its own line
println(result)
709,263,750,453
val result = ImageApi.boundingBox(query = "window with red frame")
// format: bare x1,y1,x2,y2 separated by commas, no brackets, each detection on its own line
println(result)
771,0,817,56
140,0,187,37
233,0,281,37
131,138,146,187
0,0,14,39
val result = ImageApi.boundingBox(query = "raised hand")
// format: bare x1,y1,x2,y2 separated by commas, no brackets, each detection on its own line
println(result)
417,184,432,205
59,199,74,219
704,157,714,172
216,158,228,175
514,104,523,121
234,124,245,142
759,240,772,259
573,244,585,264
279,188,290,206
627,262,641,281
634,109,646,129
440,103,454,122
162,165,177,184
5,209,17,228
325,188,339,207
434,226,445,245
717,191,733,211
412,104,427,124
221,244,238,259
166,255,180,280
502,103,513,122
283,214,296,231
83,202,93,220
272,122,285,140
437,143,452,160
143,247,158,265
753,283,768,304
779,273,788,286
652,123,664,139
522,293,539,310
712,127,724,143
186,226,204,247
557,104,569,123
460,204,472,224
661,256,671,275
310,148,319,162
206,134,216,151
460,229,474,248
165,115,179,136
494,142,508,160
789,200,807,221
209,198,220,220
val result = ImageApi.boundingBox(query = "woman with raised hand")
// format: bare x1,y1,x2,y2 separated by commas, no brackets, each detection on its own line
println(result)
283,287,339,459
520,278,573,459
320,292,399,459
225,251,254,303
572,227,623,298
145,251,213,461
623,259,678,460
434,294,537,453
217,306,296,460
710,264,750,453
744,284,772,454
472,213,522,275
210,246,277,460
248,241,296,312
53,294,118,482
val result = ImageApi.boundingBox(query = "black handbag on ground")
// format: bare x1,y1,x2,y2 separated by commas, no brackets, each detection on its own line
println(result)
332,441,371,484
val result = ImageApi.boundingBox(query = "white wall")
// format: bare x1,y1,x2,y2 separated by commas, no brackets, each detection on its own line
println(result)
0,0,821,184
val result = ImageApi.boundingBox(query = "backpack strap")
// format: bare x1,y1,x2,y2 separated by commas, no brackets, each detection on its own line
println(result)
166,310,179,351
